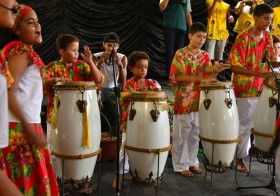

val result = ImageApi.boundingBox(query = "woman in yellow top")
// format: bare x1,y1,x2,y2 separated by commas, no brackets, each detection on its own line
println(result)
234,0,264,34
272,6,280,36
205,0,234,61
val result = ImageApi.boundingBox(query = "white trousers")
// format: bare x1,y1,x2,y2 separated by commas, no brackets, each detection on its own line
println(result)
172,112,200,172
236,97,259,158
204,39,227,61
118,133,129,174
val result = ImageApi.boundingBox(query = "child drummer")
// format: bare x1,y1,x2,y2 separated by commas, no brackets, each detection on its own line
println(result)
169,22,228,177
112,51,161,189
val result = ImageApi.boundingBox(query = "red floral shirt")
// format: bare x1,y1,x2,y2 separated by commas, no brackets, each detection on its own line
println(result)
42,60,104,123
0,52,14,89
120,77,161,132
169,48,214,114
228,30,273,98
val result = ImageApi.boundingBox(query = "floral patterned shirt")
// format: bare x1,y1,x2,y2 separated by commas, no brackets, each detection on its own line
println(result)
42,60,104,123
228,30,273,98
120,77,161,132
169,48,214,114
0,51,14,89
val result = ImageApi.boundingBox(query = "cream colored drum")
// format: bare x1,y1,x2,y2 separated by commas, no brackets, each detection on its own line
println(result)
51,81,101,181
125,91,171,183
199,82,240,166
253,77,277,152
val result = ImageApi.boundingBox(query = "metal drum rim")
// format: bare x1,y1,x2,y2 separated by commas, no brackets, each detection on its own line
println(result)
54,81,97,90
130,91,167,102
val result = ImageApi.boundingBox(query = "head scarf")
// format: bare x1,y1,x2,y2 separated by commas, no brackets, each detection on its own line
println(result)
13,4,32,30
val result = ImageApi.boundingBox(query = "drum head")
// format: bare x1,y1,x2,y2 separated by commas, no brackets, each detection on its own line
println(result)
54,81,96,90
264,77,278,91
130,91,167,102
200,81,232,90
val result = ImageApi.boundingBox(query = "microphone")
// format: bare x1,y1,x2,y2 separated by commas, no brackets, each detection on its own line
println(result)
109,44,116,63
0,3,17,14
261,45,268,67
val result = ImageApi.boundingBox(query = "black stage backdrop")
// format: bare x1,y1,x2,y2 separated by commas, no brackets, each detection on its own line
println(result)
17,0,280,82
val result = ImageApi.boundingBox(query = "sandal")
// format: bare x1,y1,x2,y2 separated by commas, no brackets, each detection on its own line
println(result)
236,158,249,173
189,166,202,174
180,170,193,177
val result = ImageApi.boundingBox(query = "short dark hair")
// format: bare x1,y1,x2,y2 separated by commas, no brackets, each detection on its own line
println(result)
253,4,273,17
56,34,79,50
189,22,207,35
128,51,150,67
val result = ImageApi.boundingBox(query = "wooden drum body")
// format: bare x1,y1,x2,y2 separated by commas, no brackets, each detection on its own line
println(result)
125,91,170,183
199,82,239,166
253,77,277,152
51,81,101,181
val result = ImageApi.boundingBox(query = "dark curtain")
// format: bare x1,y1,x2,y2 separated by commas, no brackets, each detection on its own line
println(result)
18,0,280,83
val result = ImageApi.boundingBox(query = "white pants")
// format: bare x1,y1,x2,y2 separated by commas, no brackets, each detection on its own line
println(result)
204,39,227,60
118,133,129,174
236,97,259,158
172,112,200,172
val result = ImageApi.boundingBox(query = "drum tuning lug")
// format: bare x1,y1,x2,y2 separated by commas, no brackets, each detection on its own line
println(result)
76,100,87,113
203,99,211,110
224,98,233,108
129,109,136,121
269,97,277,107
150,109,160,122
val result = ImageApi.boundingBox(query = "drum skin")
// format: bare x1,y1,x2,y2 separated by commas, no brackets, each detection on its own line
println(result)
51,82,101,181
125,91,170,181
253,78,277,152
199,82,239,166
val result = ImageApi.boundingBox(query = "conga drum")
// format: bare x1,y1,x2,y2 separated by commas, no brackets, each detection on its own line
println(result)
199,82,239,166
253,77,277,152
51,81,101,181
125,91,171,183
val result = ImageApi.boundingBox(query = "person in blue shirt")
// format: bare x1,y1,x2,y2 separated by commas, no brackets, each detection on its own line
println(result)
159,0,192,80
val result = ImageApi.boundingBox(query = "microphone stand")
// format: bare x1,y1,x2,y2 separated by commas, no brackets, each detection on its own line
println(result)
110,49,121,196
236,58,279,195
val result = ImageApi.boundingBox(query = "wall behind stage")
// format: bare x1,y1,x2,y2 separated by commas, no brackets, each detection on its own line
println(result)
19,0,279,82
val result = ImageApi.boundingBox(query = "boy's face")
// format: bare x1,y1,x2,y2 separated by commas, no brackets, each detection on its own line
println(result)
130,59,148,79
59,41,79,63
188,31,207,49
254,13,273,31
274,42,280,57
103,42,119,53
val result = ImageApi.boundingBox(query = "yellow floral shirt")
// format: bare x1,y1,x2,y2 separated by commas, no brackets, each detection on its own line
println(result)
272,7,280,36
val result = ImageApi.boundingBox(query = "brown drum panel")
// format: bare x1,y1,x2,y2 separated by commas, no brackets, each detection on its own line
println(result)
130,91,167,102
200,81,233,90
54,81,97,90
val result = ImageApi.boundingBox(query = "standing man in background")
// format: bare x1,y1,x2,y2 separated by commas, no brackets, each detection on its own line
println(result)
159,0,192,80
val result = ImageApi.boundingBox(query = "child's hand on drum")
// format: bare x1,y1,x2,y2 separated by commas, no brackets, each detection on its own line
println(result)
201,73,217,83
213,62,230,73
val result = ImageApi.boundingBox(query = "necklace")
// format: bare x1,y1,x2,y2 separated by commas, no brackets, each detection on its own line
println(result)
187,46,200,57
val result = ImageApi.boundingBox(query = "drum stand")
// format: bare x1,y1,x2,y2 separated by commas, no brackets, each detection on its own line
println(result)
124,145,172,196
55,150,102,196
236,58,280,195
201,142,237,193
109,49,122,196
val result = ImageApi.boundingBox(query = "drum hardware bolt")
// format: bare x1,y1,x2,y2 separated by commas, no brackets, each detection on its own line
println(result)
150,101,160,122
224,98,233,108
76,89,87,113
129,99,136,120
203,99,211,110
224,89,232,108
269,97,277,107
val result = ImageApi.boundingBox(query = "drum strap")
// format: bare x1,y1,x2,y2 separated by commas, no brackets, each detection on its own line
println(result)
124,144,172,154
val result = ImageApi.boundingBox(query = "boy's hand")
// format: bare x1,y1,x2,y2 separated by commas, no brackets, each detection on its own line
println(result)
201,73,217,83
214,62,230,73
81,45,94,64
